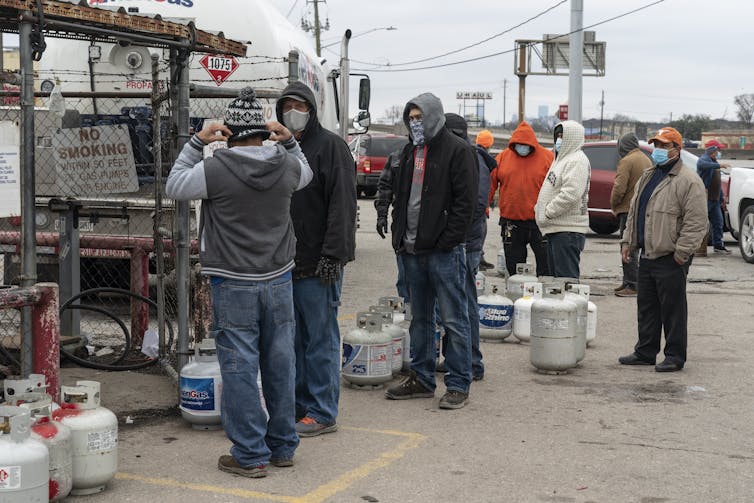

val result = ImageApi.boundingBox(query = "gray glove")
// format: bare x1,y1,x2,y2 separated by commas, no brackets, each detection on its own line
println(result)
376,215,388,239
315,255,341,284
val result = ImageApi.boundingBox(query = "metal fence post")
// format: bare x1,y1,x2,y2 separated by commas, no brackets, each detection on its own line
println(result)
129,245,149,347
31,283,60,403
58,205,81,338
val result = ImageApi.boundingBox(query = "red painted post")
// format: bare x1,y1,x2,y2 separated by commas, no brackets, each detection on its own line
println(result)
31,283,60,403
130,246,150,348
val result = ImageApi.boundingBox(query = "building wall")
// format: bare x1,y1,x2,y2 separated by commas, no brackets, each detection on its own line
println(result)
701,130,754,150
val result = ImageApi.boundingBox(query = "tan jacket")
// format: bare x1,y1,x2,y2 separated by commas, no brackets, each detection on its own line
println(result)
610,148,651,215
621,159,708,263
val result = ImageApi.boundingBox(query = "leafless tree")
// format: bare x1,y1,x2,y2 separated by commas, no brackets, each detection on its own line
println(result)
734,93,754,127
384,105,402,124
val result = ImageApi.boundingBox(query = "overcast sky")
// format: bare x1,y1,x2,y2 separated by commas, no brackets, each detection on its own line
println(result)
276,0,754,125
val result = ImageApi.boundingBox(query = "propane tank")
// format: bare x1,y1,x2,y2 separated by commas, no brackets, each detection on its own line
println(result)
496,248,509,278
342,313,393,388
530,287,578,373
0,406,50,503
563,282,588,363
478,285,514,342
9,393,73,502
506,263,538,302
475,270,486,297
400,303,412,371
54,381,118,496
180,338,222,430
3,374,48,401
512,282,543,343
369,305,405,376
571,284,597,346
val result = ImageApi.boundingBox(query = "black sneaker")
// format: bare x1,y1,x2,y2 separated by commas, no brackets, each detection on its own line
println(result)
438,390,468,409
713,246,731,255
217,455,267,478
385,372,434,400
479,259,494,270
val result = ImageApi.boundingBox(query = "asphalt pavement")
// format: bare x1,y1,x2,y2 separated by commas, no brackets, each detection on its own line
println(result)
62,201,754,503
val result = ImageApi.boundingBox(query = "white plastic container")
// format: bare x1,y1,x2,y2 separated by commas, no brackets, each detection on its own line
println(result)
180,338,222,430
478,285,514,341
530,287,578,373
342,313,393,388
54,381,118,496
506,263,538,302
512,282,543,343
0,406,49,503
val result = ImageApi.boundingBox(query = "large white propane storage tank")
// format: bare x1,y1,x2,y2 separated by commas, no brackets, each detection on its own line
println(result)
513,282,543,343
369,305,405,376
530,287,578,373
563,282,588,363
180,338,222,430
0,406,49,503
506,263,538,302
342,312,393,388
54,381,118,496
478,285,514,342
10,393,73,501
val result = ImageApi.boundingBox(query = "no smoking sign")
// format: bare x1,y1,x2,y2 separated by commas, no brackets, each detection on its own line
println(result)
199,55,240,86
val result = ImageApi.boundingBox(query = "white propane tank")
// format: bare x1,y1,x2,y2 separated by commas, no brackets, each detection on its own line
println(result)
180,338,222,430
478,285,514,342
475,270,486,297
497,248,509,278
3,374,48,399
563,282,588,363
369,305,405,376
0,406,50,503
506,263,538,302
10,393,73,502
400,303,412,371
342,313,393,388
512,282,543,343
571,284,597,346
530,287,579,373
54,381,118,496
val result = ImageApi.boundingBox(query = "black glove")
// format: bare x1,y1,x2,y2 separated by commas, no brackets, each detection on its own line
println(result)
315,256,341,284
376,215,388,239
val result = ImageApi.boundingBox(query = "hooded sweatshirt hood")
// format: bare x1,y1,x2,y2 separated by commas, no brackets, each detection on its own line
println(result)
276,81,319,136
403,93,445,144
212,144,293,191
555,120,585,158
617,132,640,159
509,121,540,150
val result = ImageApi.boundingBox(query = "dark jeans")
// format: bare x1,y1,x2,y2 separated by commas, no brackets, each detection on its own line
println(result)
463,250,484,378
635,254,691,365
500,218,550,277
618,213,638,289
707,200,724,248
546,232,585,279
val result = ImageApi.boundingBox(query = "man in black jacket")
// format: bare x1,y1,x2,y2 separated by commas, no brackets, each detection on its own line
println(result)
384,93,476,409
276,82,357,436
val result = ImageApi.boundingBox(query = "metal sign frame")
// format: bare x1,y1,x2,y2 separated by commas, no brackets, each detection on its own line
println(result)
514,34,606,77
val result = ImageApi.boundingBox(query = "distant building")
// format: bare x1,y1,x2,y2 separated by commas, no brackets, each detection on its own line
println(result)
701,130,754,150
538,105,548,120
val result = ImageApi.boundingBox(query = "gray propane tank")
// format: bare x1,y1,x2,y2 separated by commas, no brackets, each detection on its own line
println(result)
342,312,393,388
512,282,543,343
180,338,222,430
478,285,514,342
0,406,49,503
369,305,405,376
563,282,588,363
530,286,578,373
506,263,538,302
10,392,73,502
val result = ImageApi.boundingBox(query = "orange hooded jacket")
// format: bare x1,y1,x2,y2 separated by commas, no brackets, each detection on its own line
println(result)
488,121,553,221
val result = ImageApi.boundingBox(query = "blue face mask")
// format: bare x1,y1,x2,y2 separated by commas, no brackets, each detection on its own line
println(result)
409,119,425,146
716,152,722,160
554,137,563,152
651,148,669,165
514,144,532,157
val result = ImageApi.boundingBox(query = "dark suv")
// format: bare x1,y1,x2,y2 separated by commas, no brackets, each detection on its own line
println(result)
349,133,408,197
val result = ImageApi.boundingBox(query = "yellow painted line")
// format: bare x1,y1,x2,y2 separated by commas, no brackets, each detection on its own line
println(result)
115,427,426,503
337,312,356,322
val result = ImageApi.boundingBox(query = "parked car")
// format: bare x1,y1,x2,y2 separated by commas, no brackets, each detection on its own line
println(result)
582,141,730,235
727,166,754,263
349,133,408,197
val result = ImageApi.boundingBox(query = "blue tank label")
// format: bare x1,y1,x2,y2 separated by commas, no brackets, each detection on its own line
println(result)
479,303,514,329
180,377,216,411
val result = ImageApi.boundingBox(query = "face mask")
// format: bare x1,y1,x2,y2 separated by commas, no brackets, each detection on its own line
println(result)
651,148,668,165
409,119,425,146
554,138,562,152
283,109,309,133
514,144,532,157
716,152,722,160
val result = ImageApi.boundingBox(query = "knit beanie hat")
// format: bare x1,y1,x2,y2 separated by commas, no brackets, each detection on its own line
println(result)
224,87,270,142
476,129,494,148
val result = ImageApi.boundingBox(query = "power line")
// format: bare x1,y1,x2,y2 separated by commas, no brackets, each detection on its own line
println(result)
353,0,665,73
285,0,299,19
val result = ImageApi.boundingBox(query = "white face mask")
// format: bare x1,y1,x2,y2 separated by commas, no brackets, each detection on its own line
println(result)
283,109,310,133
716,152,722,160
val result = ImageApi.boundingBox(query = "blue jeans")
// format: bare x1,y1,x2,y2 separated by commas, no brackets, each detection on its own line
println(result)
211,274,298,467
707,200,724,248
293,276,342,425
395,254,409,303
546,232,586,279
464,250,484,378
403,245,472,393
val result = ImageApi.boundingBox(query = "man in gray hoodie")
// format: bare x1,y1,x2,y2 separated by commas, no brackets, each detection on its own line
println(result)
166,88,312,478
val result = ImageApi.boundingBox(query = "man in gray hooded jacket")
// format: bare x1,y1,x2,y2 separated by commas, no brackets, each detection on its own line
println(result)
166,88,312,478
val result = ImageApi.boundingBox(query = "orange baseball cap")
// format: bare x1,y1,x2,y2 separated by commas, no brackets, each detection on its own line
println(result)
648,127,682,147
476,129,494,148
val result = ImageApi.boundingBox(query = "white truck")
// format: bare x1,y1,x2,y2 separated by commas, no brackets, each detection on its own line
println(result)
727,166,754,263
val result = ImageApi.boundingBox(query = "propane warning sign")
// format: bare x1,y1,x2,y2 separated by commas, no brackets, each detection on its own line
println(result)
0,466,21,490
0,121,20,218
199,55,239,86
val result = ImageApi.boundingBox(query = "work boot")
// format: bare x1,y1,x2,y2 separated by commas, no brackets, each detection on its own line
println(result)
614,283,627,292
615,287,637,297
438,390,469,409
217,455,267,478
385,371,434,400
713,246,731,255
295,417,337,437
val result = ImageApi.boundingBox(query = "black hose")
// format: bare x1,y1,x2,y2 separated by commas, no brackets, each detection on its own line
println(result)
59,304,131,366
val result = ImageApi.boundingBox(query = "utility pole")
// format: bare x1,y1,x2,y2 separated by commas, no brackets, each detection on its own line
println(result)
568,0,584,123
301,0,330,57
502,78,508,129
599,90,605,139
313,0,321,56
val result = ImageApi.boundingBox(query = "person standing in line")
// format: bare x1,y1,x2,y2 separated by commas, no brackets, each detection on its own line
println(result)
276,81,357,437
475,129,497,271
534,120,590,279
696,139,731,254
166,88,313,477
618,126,707,372
384,93,476,410
610,132,652,296
489,121,553,277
